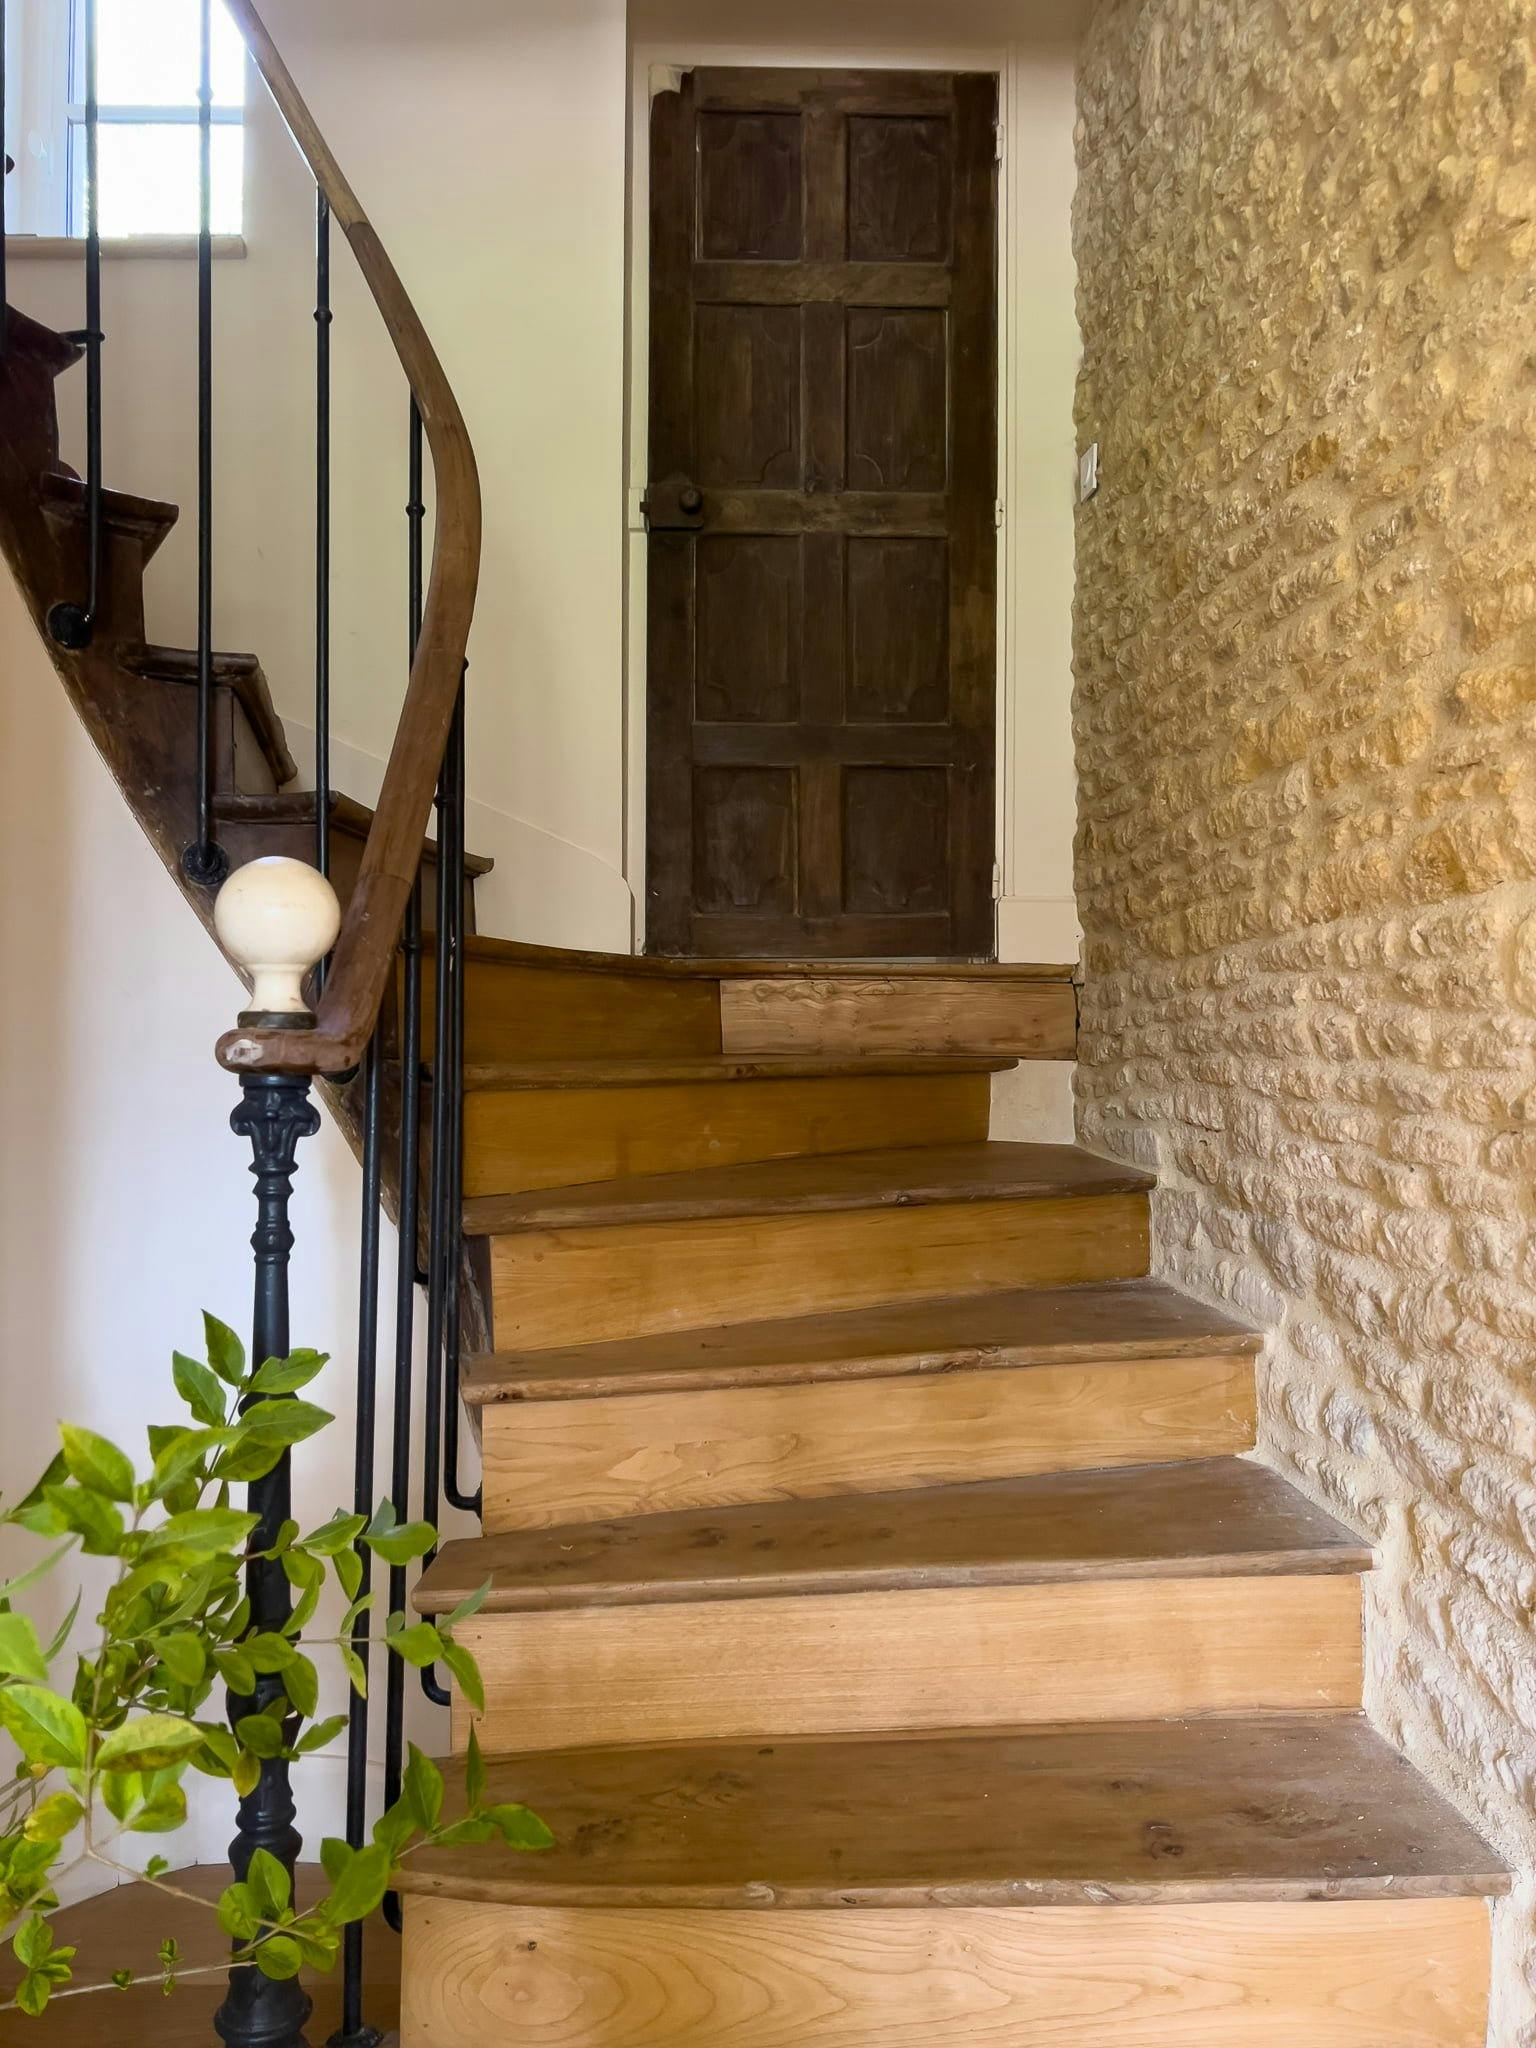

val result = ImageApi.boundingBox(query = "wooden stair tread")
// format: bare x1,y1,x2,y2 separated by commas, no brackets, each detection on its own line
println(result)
464,1277,1259,1404
415,1456,1368,1614
463,1140,1153,1236
120,641,298,786
462,1052,1012,1090
40,469,179,556
395,1714,1510,1909
213,789,494,874
461,931,1076,982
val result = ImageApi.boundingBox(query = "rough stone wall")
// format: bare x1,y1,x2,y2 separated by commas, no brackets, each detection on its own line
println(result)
1072,0,1536,2035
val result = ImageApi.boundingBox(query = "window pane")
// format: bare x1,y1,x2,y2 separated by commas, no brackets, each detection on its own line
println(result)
82,122,244,235
94,0,245,110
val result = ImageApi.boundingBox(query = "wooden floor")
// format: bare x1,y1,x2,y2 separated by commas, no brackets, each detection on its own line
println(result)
2,1866,400,2046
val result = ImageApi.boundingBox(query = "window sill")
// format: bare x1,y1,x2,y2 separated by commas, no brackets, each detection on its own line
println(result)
5,234,247,260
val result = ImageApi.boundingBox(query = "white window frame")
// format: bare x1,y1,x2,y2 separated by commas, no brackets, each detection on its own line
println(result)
4,0,244,240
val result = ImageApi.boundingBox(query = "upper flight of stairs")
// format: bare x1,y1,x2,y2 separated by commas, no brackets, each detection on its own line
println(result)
0,301,1507,2046
391,944,1509,2047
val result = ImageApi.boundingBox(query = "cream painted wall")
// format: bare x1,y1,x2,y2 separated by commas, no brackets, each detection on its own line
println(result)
8,0,635,952
626,0,1086,963
0,569,472,1898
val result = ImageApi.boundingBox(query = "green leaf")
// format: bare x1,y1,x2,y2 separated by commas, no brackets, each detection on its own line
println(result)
320,1835,351,1884
217,1880,261,1941
384,1622,444,1669
244,1632,298,1675
254,1933,304,1981
215,1647,257,1698
302,1510,365,1557
232,1749,261,1799
13,1913,53,1968
0,1685,87,1769
214,1401,334,1484
203,1314,247,1388
0,1539,75,1605
249,1350,329,1396
447,1577,494,1627
295,1714,348,1755
96,1714,205,1773
282,1654,319,1721
156,1632,207,1688
101,1769,143,1824
332,1547,363,1604
59,1423,135,1504
44,1590,82,1663
23,1792,83,1844
487,1803,555,1852
0,1611,50,1684
363,1519,436,1566
440,1637,485,1714
465,1727,486,1810
325,1840,392,1924
235,1712,286,1761
151,1427,233,1501
403,1746,444,1832
143,1507,259,1559
42,1482,124,1555
8,1452,68,1525
172,1351,228,1428
111,1969,135,1990
372,1797,415,1859
245,1846,292,1920
339,1644,367,1698
128,1783,188,1833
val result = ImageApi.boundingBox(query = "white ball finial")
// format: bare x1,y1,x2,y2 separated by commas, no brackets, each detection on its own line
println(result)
214,856,341,1026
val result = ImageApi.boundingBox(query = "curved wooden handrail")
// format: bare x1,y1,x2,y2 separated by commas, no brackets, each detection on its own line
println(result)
215,0,481,1077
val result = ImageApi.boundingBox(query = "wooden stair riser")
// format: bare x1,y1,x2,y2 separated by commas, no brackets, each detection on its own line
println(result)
423,958,723,1064
401,1894,1491,2048
463,1071,993,1198
721,973,1077,1059
478,1352,1258,1531
484,1191,1151,1351
450,1573,1364,1752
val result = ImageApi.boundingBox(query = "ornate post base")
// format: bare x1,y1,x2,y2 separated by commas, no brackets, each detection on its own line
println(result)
214,1070,321,2048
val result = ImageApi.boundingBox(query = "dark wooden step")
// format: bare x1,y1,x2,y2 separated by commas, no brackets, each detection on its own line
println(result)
39,469,179,563
416,1456,1369,1615
461,1052,1011,1091
464,1276,1259,1406
396,1714,1510,1910
212,788,494,875
463,1140,1153,1238
120,641,298,789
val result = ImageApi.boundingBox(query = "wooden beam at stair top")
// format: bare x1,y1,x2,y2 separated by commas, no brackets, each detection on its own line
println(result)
395,1715,1511,1910
464,1277,1260,1405
401,1894,1493,2048
464,1140,1153,1237
416,1457,1370,1614
720,973,1077,1058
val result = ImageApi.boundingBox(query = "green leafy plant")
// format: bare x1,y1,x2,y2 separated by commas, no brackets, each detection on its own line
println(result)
0,1314,549,2017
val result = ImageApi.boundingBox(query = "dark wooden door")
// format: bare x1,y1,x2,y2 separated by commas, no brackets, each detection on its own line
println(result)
645,67,998,959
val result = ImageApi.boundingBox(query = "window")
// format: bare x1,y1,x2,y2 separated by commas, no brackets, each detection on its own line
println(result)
6,0,245,238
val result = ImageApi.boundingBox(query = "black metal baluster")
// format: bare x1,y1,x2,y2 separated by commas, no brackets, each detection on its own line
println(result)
181,0,228,884
418,728,455,1707
215,1073,320,2048
442,679,479,1514
1,0,9,361
331,1035,384,2048
47,0,102,650
314,191,332,884
381,875,423,1937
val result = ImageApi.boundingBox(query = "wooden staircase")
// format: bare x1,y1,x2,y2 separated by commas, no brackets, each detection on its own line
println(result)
384,950,1505,2047
0,156,1507,2048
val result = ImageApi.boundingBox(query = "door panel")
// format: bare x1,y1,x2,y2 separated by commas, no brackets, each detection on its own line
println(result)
647,67,998,959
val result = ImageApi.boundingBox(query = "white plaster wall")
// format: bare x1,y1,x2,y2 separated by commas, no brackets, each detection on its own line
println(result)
626,0,1087,963
8,0,635,952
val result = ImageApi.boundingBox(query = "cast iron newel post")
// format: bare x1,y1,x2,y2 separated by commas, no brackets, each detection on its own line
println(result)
212,857,341,2048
